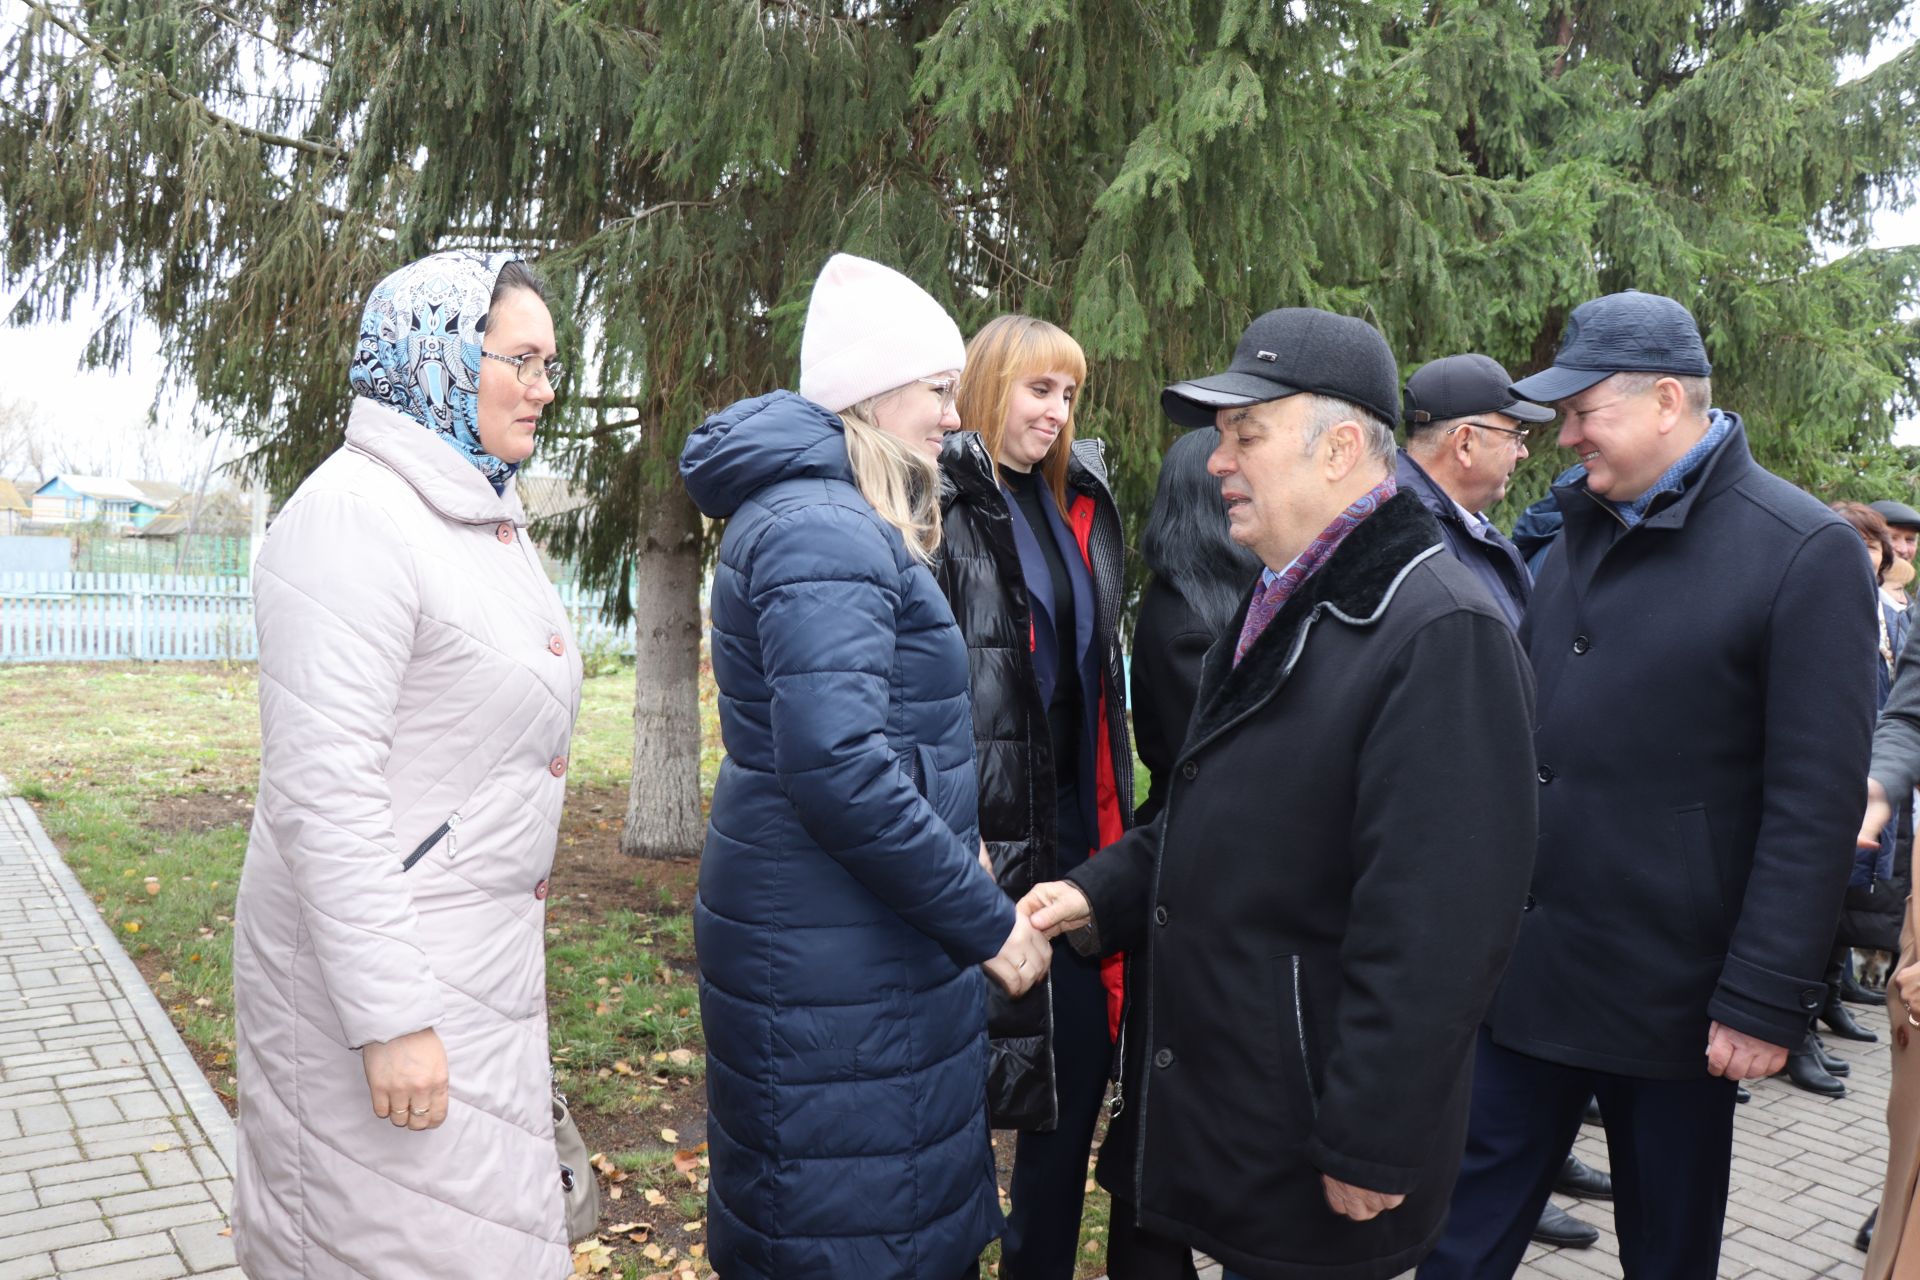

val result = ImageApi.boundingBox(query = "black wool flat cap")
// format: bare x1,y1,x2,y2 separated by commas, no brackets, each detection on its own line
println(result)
1511,290,1713,404
1163,308,1400,431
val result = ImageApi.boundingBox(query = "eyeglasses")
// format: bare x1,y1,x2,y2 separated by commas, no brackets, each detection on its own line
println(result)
1449,420,1530,443
918,377,958,416
482,350,567,391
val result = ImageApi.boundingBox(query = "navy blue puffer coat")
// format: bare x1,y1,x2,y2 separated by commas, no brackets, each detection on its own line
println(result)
680,391,1015,1280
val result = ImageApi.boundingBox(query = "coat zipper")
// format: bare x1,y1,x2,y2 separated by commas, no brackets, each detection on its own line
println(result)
400,810,461,871
1290,956,1318,1119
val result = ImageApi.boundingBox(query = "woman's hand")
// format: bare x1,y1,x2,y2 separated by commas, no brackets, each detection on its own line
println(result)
363,1028,449,1131
1896,961,1920,1029
983,915,1052,998
978,841,995,879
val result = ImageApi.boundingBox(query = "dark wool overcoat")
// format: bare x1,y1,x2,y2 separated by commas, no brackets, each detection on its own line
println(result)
680,391,1015,1280
934,430,1134,1129
1486,418,1879,1075
1069,491,1538,1280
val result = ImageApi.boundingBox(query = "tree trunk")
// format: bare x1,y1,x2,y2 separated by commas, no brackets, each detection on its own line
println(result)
620,477,707,860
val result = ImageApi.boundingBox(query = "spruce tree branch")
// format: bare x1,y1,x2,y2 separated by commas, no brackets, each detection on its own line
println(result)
546,416,643,440
195,1,333,70
30,1,347,159
542,200,719,263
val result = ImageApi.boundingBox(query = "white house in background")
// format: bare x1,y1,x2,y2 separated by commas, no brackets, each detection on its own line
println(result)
30,476,188,529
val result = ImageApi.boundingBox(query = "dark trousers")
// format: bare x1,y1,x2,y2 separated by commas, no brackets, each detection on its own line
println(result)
1000,935,1112,1279
1417,1027,1737,1280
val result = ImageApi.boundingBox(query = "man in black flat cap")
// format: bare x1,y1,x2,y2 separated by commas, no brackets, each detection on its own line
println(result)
1419,291,1880,1280
1017,308,1538,1280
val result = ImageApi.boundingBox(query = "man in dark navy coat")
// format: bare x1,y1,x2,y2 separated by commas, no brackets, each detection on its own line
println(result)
1418,291,1880,1280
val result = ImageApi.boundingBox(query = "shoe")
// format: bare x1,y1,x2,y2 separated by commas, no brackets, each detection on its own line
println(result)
1859,1208,1878,1252
1581,1098,1602,1126
1531,1202,1600,1249
1784,1044,1848,1097
1841,969,1881,1006
1736,1084,1751,1103
1822,995,1880,1043
1554,1155,1613,1200
1812,1035,1852,1077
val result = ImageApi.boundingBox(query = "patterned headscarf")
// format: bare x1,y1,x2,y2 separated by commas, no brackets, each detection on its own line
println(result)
349,249,522,491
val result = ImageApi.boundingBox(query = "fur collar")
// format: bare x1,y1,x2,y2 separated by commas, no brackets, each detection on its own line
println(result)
1186,490,1444,751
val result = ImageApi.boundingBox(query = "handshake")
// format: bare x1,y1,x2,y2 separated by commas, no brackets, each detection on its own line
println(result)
979,872,1096,999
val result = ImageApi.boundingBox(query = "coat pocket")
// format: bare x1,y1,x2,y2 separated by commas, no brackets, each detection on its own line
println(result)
400,811,461,872
1672,804,1727,953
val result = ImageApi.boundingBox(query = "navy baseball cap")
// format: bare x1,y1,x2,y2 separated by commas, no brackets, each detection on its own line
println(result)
1510,290,1713,404
1163,308,1400,431
1403,354,1555,427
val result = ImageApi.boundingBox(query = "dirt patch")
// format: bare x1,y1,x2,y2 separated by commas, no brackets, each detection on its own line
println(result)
547,785,701,929
143,791,255,834
129,949,239,1117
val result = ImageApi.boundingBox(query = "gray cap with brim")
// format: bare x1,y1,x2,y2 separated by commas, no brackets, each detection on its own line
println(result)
1161,372,1304,429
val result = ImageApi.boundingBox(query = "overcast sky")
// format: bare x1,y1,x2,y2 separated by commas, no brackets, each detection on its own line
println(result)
5,32,1916,486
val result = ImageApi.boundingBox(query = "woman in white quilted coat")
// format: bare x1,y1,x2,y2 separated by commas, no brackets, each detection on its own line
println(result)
232,250,582,1278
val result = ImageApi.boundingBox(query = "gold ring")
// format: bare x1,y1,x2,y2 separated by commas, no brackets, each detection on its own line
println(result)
410,1107,431,1115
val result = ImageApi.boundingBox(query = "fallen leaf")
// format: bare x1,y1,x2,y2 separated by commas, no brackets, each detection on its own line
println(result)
217,1228,232,1238
644,1188,667,1206
671,1143,708,1175
689,1243,705,1258
667,1048,695,1067
123,921,141,933
659,1127,679,1144
150,1142,171,1152
144,877,160,896
608,1185,622,1201
682,1218,703,1234
612,1061,634,1076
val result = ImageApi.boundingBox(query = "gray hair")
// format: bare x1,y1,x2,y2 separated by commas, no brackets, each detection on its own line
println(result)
1297,394,1397,464
1609,371,1712,419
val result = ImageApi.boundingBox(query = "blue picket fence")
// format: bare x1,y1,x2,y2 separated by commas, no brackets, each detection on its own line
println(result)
0,572,638,664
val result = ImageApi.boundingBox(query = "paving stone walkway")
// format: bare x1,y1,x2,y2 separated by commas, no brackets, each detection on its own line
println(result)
0,787,238,1280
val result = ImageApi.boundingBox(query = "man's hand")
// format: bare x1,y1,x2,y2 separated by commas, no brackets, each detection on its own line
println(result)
362,1027,449,1130
978,841,995,879
1705,1020,1788,1082
1861,777,1894,850
1019,881,1093,939
1322,1175,1405,1222
982,915,1052,997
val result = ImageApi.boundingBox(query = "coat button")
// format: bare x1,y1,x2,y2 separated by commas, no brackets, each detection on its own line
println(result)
1180,761,1198,781
1153,1048,1175,1069
1523,893,1537,912
1799,987,1823,1011
548,634,565,656
496,522,515,544
549,756,567,777
1154,905,1169,926
534,879,550,900
1572,635,1591,655
1537,765,1555,784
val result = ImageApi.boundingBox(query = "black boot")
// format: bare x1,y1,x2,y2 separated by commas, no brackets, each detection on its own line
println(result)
1858,1208,1878,1252
1581,1097,1602,1126
1785,1034,1848,1097
1811,1034,1852,1077
1841,962,1881,1006
1822,993,1880,1043
1531,1202,1600,1249
1554,1154,1613,1200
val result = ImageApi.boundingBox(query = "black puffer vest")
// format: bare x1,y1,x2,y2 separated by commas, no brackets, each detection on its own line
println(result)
935,430,1134,1129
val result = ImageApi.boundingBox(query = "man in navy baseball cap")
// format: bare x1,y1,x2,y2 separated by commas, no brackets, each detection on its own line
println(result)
1420,292,1880,1280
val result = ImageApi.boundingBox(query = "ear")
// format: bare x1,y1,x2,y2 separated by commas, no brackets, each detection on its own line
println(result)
1323,420,1366,481
1452,424,1477,471
1653,377,1688,432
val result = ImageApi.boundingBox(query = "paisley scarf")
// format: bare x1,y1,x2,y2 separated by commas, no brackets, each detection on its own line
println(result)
349,249,522,492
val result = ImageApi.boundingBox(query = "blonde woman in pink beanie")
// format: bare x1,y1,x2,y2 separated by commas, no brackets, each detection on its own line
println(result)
679,254,1054,1280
